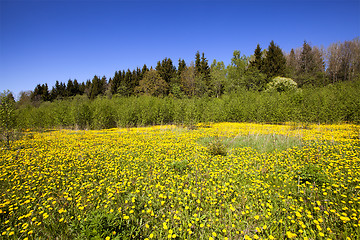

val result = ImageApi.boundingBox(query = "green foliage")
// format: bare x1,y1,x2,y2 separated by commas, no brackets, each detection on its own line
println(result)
263,40,287,79
169,159,190,173
0,91,16,148
14,80,360,129
91,98,117,129
135,69,169,97
76,210,142,240
226,50,248,93
266,77,298,93
297,164,330,185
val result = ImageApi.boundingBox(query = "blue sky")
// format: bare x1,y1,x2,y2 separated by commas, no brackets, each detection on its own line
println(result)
1,0,359,97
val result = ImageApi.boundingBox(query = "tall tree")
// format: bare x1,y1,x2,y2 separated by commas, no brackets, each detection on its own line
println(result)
31,84,50,102
300,41,314,74
156,57,176,84
66,79,75,97
250,44,263,71
135,69,169,97
89,75,106,99
226,50,248,92
296,41,326,86
17,91,32,107
200,53,212,95
286,48,297,78
180,62,197,97
263,40,287,80
195,51,201,76
210,60,226,97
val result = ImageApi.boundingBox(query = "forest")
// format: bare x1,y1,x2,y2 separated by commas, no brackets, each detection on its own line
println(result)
2,38,360,129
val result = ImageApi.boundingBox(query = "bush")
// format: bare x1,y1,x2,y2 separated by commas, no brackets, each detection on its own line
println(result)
266,77,298,93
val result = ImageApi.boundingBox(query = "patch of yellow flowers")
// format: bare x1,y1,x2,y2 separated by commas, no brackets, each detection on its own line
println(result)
0,122,359,239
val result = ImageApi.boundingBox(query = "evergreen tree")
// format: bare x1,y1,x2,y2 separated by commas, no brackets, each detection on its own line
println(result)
250,44,263,71
263,40,287,80
287,48,297,78
297,41,326,86
31,84,50,102
200,53,212,95
141,64,149,78
66,79,75,97
73,79,80,96
111,71,121,95
89,75,104,100
177,58,186,79
195,51,201,76
300,41,314,74
156,57,176,84
79,82,86,95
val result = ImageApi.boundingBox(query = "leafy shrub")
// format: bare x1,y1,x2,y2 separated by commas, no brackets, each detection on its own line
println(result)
266,77,298,93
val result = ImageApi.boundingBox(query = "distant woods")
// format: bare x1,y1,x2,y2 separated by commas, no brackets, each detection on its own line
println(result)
15,38,360,106
2,38,358,130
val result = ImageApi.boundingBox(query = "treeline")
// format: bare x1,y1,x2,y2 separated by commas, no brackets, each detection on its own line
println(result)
16,38,360,106
14,80,360,129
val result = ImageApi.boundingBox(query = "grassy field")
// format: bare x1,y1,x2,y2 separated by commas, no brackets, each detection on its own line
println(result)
0,122,359,239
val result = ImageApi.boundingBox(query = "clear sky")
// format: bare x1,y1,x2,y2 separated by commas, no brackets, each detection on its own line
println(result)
1,0,359,97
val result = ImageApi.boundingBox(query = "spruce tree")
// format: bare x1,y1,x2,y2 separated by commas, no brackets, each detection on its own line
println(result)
156,58,176,84
195,51,201,76
66,79,74,97
177,59,187,78
200,53,212,95
263,40,287,80
287,48,297,78
250,44,263,71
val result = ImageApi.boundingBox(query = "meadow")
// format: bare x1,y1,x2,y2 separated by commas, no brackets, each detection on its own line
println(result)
0,122,359,239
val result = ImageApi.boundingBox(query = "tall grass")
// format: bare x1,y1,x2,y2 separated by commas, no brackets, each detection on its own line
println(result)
198,134,303,154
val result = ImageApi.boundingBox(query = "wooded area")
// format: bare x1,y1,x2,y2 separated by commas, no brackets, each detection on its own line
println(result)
13,38,360,104
1,38,359,130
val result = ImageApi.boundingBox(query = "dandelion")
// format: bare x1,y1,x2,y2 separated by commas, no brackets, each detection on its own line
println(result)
286,231,297,238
